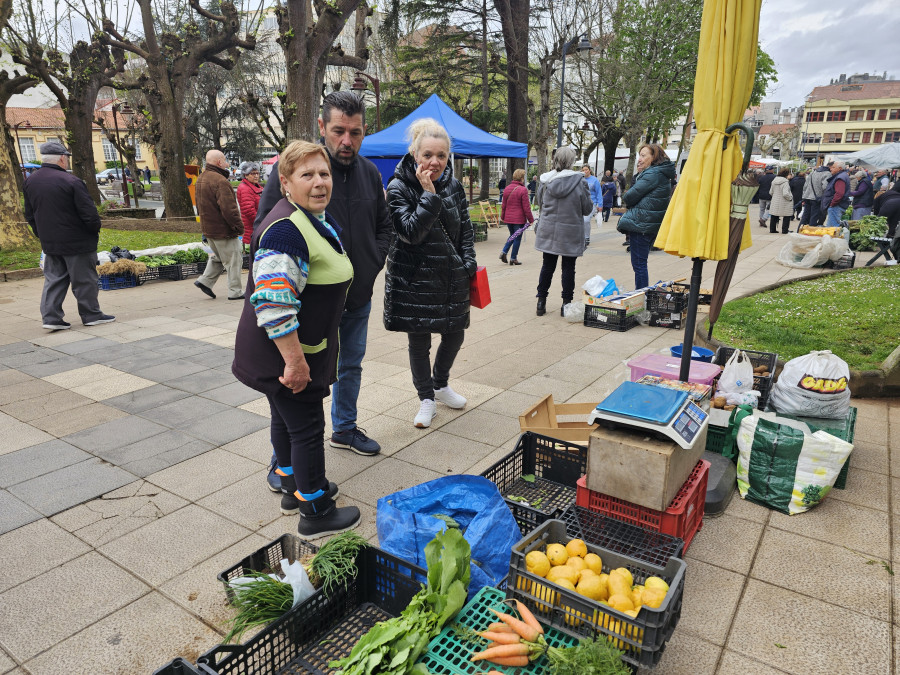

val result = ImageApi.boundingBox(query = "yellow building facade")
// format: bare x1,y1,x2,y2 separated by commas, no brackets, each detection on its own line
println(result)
6,106,157,173
800,81,900,160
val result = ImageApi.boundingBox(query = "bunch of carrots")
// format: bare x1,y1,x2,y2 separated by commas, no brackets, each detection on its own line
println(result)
470,600,548,668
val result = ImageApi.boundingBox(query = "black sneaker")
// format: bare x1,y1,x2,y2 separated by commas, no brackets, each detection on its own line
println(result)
42,321,71,331
195,280,216,299
330,427,381,456
83,314,116,326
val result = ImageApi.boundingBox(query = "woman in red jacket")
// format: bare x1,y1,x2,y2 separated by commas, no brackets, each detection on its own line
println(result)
498,168,534,265
236,161,264,244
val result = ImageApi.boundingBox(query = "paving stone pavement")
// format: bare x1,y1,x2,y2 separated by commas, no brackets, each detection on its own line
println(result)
0,216,896,674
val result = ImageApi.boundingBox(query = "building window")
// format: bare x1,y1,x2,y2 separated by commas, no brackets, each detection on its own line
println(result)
874,131,883,143
130,138,142,161
18,137,36,162
886,131,900,143
826,111,846,122
101,137,118,162
845,132,861,143
848,110,865,121
806,111,824,122
878,109,887,120
867,110,876,120
263,16,277,29
890,109,900,121
802,133,821,144
863,131,871,143
823,133,842,144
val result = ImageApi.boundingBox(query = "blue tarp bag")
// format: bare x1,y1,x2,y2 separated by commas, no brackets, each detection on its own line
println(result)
376,475,521,599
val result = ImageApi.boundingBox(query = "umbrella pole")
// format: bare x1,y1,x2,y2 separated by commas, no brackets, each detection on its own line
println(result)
679,257,704,382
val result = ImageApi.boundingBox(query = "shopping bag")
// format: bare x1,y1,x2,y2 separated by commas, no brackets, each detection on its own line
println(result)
470,265,491,308
376,475,521,599
718,350,754,394
769,350,851,419
735,415,852,514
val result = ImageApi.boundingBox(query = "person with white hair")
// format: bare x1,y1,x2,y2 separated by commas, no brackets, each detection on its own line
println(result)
849,170,874,220
821,160,851,228
237,161,263,244
24,141,115,330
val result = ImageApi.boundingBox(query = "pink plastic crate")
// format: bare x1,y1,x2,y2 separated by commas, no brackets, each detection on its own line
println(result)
627,353,721,386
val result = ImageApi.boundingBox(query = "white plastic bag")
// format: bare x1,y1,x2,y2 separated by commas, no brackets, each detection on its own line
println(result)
582,275,617,297
776,234,849,269
724,391,761,406
718,350,754,394
768,350,851,419
280,557,316,607
563,301,585,323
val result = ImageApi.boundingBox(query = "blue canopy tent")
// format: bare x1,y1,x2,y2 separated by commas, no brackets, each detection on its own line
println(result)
359,94,528,189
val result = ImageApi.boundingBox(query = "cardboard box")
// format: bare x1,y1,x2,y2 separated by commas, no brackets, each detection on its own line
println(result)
583,290,645,312
519,394,598,444
586,424,706,511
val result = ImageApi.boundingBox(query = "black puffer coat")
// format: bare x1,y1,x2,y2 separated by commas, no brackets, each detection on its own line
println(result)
384,154,477,334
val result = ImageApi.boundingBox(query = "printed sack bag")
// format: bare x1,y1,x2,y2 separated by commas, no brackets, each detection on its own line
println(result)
768,350,850,419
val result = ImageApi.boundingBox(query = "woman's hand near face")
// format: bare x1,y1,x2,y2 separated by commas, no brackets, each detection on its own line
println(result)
416,162,436,193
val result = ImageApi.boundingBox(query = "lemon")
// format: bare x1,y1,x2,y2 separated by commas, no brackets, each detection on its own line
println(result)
555,578,576,592
644,576,670,593
631,585,644,609
576,574,605,601
566,538,588,558
596,573,610,601
642,586,666,609
583,552,603,575
546,564,579,586
566,556,588,574
607,570,631,598
546,543,568,566
526,550,551,578
607,593,634,612
613,567,633,586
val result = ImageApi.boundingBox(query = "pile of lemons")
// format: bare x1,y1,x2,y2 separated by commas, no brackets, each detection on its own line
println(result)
522,538,670,646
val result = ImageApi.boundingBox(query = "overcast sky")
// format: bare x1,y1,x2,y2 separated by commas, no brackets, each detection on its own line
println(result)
757,0,900,108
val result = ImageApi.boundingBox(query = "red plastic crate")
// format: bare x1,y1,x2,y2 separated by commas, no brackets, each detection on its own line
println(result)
575,459,709,552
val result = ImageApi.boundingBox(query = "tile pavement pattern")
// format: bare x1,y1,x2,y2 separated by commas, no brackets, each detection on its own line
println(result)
0,218,896,674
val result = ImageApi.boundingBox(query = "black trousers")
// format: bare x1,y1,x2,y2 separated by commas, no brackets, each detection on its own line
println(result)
770,215,792,234
602,207,611,222
536,253,577,303
268,392,327,493
408,331,465,401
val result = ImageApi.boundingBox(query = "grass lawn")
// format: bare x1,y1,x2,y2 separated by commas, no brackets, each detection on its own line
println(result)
0,230,202,272
711,267,900,371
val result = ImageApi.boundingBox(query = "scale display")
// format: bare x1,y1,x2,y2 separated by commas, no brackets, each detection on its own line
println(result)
671,401,708,445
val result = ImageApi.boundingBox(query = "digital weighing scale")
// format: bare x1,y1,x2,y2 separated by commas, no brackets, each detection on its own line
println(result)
589,381,709,450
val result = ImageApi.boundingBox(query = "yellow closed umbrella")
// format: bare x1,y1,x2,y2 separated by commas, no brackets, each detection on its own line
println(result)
655,0,762,260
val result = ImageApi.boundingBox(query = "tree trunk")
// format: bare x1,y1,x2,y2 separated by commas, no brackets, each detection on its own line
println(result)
286,52,327,141
63,103,103,204
495,0,529,176
602,131,623,175
0,101,35,250
624,134,639,185
155,97,195,217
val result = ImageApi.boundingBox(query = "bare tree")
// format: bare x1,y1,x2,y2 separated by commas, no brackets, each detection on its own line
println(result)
94,109,147,198
98,0,259,217
493,0,530,176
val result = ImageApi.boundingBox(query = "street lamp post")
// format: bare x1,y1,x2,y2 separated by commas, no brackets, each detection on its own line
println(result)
556,34,592,148
111,103,131,207
801,95,811,165
13,120,31,179
351,72,381,132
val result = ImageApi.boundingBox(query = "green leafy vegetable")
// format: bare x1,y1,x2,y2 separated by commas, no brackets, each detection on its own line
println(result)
308,531,368,595
522,474,536,483
850,215,888,251
546,637,632,675
223,572,294,643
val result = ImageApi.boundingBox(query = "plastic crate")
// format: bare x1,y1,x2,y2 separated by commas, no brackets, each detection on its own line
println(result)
506,520,686,668
160,261,207,281
242,253,251,270
575,460,709,552
776,407,856,489
559,505,684,566
648,311,685,329
217,534,319,604
481,432,587,535
474,222,488,242
645,287,688,313
418,586,580,675
584,304,638,331
98,274,139,290
832,252,856,269
152,658,212,675
713,347,777,410
200,547,425,675
672,281,712,305
137,267,162,284
705,424,734,460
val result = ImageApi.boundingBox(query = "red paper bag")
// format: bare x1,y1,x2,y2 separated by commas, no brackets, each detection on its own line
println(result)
470,265,491,308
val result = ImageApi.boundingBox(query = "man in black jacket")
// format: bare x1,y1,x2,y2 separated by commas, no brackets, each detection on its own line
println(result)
254,92,393,491
24,141,115,330
756,166,775,227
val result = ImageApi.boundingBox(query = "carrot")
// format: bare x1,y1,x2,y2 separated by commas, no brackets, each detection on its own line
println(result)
478,630,521,645
484,655,530,667
487,622,515,633
470,642,530,662
515,599,544,635
490,608,541,643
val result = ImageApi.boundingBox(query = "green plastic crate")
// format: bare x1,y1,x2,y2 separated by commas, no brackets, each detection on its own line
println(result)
776,407,857,489
705,424,733,460
417,586,580,674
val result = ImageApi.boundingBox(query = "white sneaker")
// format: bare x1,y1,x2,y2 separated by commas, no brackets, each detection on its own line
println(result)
434,386,467,409
414,399,436,428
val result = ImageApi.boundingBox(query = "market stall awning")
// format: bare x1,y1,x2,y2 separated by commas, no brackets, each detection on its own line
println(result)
841,142,900,169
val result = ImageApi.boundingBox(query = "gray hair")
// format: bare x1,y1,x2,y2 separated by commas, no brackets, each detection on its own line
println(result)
42,154,63,165
552,147,576,172
239,161,260,175
832,160,845,169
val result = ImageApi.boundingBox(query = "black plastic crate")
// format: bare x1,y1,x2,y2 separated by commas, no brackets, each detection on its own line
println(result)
474,221,488,242
584,304,638,331
152,658,213,675
645,287,688,313
713,347,777,410
217,534,319,604
672,281,712,305
137,267,162,284
242,253,251,270
98,274,139,290
480,432,587,535
200,547,426,675
506,520,686,669
832,252,856,269
648,311,685,329
160,261,207,281
559,505,685,567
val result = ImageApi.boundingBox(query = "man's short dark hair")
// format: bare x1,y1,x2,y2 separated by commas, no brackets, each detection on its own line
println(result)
322,91,365,125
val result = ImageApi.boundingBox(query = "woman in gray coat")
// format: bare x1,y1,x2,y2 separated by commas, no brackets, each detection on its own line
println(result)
533,147,593,316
